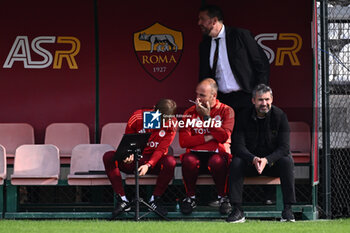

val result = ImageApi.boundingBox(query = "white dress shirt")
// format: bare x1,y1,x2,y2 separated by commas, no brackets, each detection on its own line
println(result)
210,25,241,93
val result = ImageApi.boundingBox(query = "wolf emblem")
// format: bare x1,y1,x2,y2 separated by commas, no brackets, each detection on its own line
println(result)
139,33,178,53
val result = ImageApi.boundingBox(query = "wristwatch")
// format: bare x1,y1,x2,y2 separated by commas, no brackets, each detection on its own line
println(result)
146,163,152,168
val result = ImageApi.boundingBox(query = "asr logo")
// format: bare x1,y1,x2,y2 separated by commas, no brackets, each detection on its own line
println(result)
133,22,183,81
3,36,80,69
143,110,161,129
255,33,302,66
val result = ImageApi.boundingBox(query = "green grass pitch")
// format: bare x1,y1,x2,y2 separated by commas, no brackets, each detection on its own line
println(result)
0,219,349,233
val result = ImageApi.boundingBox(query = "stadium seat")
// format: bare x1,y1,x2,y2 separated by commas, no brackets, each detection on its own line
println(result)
67,144,114,185
11,145,60,185
0,123,34,164
45,123,90,164
170,130,185,162
0,145,6,185
100,123,127,148
289,121,311,163
126,174,280,185
169,131,185,180
195,174,280,185
124,174,164,185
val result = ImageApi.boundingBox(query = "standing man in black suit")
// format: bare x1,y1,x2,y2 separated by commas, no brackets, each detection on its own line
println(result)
198,4,270,116
197,4,273,208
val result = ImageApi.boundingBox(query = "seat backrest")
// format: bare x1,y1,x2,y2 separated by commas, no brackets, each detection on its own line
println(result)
100,123,127,148
70,144,114,174
13,144,60,177
289,122,311,153
170,130,185,157
0,145,6,180
45,123,90,155
0,123,34,155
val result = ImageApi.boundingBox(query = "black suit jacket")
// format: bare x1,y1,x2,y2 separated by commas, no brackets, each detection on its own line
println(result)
199,26,270,93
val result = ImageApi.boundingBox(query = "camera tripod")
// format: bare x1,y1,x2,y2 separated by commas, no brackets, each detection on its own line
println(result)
124,143,169,221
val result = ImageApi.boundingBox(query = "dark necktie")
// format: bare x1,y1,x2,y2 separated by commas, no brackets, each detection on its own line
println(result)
212,38,220,78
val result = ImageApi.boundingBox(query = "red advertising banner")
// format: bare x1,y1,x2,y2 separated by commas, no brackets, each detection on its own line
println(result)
0,0,316,172
0,0,96,142
98,0,202,126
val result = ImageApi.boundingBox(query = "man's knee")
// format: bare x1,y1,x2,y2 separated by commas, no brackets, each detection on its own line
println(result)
103,151,115,165
230,156,246,170
181,153,199,169
208,153,226,170
276,156,294,170
162,155,176,169
228,156,247,177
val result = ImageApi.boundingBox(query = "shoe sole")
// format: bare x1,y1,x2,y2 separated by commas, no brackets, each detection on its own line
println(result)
111,208,130,219
280,218,295,222
111,204,131,218
148,205,168,216
208,201,220,207
227,217,246,223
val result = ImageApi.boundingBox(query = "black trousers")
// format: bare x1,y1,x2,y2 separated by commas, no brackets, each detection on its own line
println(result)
217,91,252,144
218,91,252,117
228,155,296,206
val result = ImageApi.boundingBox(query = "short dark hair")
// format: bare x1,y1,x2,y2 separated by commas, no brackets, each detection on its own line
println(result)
154,99,177,116
199,4,224,21
252,84,273,98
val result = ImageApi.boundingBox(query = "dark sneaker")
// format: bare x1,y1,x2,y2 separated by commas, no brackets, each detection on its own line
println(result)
149,196,168,216
281,209,295,222
112,200,130,219
226,207,245,223
180,197,196,215
208,199,220,207
219,197,232,214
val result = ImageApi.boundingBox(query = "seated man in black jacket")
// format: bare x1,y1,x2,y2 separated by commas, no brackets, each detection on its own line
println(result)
227,84,295,223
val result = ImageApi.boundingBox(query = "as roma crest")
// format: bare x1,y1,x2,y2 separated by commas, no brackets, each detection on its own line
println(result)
133,22,183,81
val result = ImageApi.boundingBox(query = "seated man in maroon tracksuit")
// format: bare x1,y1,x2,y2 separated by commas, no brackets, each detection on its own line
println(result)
179,78,235,215
103,99,177,218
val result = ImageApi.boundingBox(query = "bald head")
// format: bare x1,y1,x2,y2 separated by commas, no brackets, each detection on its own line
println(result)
199,78,218,95
196,78,218,107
